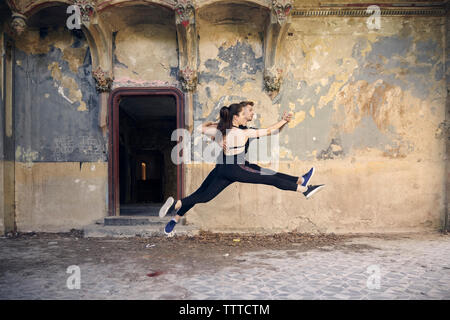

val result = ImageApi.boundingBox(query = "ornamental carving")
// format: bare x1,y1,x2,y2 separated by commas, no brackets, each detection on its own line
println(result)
179,67,198,92
175,0,195,27
264,67,283,92
10,12,27,36
93,67,113,93
73,0,96,25
271,0,293,25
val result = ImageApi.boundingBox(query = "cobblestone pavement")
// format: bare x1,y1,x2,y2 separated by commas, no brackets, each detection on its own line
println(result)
0,231,449,300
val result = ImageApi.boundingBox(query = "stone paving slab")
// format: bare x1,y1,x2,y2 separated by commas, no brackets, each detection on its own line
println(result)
0,232,449,299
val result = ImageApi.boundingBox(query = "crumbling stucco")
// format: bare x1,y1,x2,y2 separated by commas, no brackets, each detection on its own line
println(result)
185,14,447,233
102,5,179,88
15,162,107,232
3,1,448,233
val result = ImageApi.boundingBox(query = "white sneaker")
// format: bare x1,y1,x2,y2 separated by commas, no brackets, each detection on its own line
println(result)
159,197,174,218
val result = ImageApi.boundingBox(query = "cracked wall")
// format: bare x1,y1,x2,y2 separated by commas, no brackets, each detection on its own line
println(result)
185,14,447,233
1,15,16,236
6,2,448,233
14,27,106,163
12,23,107,231
102,5,179,88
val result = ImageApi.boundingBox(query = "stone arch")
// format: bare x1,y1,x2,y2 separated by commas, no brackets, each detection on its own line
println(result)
96,0,175,11
6,0,72,17
6,0,113,92
196,0,270,10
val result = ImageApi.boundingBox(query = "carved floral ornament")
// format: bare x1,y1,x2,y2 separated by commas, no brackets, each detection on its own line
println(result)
92,67,113,92
179,66,198,92
72,0,96,24
271,0,293,25
174,0,195,27
10,12,27,36
264,67,283,92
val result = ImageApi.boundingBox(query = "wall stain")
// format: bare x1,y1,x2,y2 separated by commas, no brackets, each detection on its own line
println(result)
317,138,344,160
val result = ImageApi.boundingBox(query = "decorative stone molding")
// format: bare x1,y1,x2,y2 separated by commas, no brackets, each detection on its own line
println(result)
263,0,292,94
292,8,447,17
112,79,175,90
271,0,293,25
175,0,195,27
5,1,114,95
73,0,96,26
175,0,198,92
10,12,27,36
179,66,198,92
93,67,114,93
264,66,283,92
70,1,113,94
70,1,114,94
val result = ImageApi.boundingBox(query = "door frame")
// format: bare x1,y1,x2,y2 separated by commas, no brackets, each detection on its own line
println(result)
108,87,185,216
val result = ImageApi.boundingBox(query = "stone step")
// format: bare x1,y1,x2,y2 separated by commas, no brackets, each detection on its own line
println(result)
104,216,153,226
119,204,161,216
83,216,200,238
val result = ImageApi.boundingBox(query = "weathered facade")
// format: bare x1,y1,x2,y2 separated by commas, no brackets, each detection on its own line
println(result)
0,0,449,235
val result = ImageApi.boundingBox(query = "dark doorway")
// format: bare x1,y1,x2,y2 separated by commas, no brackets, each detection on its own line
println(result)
118,95,178,216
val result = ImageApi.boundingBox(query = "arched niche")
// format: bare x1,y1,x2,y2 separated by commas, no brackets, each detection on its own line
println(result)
6,0,113,92
197,0,269,25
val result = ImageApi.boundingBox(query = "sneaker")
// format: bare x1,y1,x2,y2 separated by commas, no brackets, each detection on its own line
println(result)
303,184,324,199
301,167,315,187
159,197,175,218
164,218,177,236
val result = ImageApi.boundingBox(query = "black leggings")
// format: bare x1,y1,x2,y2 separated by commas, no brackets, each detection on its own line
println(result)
176,161,299,217
244,162,299,183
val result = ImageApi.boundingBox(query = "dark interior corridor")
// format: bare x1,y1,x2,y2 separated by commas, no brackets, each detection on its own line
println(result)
118,95,177,215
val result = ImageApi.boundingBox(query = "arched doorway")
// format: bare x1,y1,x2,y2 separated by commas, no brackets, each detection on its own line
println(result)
108,87,185,216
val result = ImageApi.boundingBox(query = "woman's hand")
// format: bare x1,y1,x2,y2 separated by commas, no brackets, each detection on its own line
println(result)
222,139,228,151
282,111,293,122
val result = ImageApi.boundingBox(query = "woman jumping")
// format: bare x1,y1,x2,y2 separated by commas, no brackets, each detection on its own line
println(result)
159,103,324,236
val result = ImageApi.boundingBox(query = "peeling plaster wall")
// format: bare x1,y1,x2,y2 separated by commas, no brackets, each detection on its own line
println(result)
9,3,448,233
15,162,107,232
14,27,106,162
281,17,445,162
0,23,15,236
195,4,269,122
185,15,447,233
103,5,179,88
13,26,107,231
12,4,179,231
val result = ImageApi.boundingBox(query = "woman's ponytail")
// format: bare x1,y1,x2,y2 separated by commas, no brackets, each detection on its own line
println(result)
219,106,230,122
216,103,243,138
217,106,231,137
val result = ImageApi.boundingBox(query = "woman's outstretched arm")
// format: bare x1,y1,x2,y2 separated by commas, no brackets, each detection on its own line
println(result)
245,118,289,138
265,111,292,132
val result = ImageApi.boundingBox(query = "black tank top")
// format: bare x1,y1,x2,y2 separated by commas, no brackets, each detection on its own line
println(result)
238,125,259,153
216,126,256,164
222,135,245,164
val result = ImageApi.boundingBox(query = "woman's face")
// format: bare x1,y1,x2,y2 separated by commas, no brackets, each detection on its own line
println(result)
244,105,255,121
233,109,247,126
